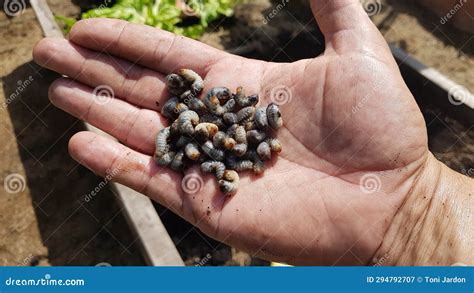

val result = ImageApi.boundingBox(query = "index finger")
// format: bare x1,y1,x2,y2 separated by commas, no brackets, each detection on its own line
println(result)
69,18,233,76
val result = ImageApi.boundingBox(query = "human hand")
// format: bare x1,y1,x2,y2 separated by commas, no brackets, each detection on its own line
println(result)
33,0,473,265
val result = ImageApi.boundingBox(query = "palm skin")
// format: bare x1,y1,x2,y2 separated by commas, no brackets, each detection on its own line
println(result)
33,0,429,265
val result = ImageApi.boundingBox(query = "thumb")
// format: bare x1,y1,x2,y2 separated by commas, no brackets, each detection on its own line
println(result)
310,0,387,54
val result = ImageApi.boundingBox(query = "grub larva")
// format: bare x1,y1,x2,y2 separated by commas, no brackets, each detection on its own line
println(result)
157,69,283,195
218,170,240,195
266,103,283,129
201,160,226,180
178,68,204,95
177,110,200,136
195,123,219,139
201,141,225,161
234,86,259,107
184,143,201,161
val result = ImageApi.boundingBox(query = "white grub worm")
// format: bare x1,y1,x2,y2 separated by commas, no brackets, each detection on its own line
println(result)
236,106,256,123
255,107,268,130
178,69,204,95
227,157,254,172
178,110,200,136
266,138,282,153
266,103,283,129
170,150,185,171
213,131,236,150
201,141,225,161
161,96,180,119
201,161,226,180
195,123,219,139
257,141,271,161
185,143,201,161
247,130,267,144
155,127,171,157
157,69,284,195
234,86,259,107
155,151,176,167
219,170,240,195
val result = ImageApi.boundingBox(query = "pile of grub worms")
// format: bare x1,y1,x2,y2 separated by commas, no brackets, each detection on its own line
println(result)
154,69,283,195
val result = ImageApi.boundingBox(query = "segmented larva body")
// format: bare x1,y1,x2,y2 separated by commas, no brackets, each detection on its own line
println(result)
219,170,240,195
165,74,185,96
201,141,225,161
266,138,282,153
247,130,267,144
175,136,191,149
213,131,236,150
266,103,283,129
200,114,225,129
257,141,271,161
187,97,207,114
236,106,256,123
155,127,171,157
155,151,175,167
170,150,185,171
227,157,254,172
195,123,219,139
161,96,180,119
204,88,235,115
179,69,204,95
185,143,201,161
255,107,268,130
234,86,259,107
201,161,226,180
157,69,284,195
178,110,199,136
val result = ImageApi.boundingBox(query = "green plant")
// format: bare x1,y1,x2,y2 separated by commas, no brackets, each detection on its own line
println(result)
56,0,237,39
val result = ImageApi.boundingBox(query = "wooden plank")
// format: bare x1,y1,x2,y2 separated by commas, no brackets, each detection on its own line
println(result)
30,0,184,266
390,45,474,126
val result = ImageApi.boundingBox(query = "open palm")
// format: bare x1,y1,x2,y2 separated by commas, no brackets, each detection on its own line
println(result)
33,0,429,265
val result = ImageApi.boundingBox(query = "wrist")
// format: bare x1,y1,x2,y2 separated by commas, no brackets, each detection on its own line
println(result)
372,153,474,266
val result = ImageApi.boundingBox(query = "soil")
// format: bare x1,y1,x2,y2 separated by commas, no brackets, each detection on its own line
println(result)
0,0,472,266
